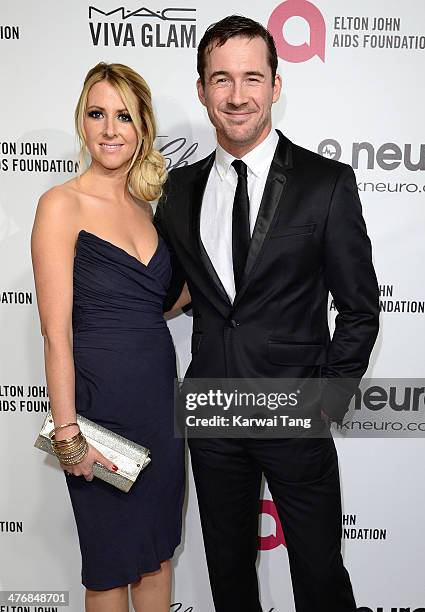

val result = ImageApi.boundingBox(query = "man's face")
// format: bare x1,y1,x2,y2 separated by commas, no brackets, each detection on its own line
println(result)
197,35,281,155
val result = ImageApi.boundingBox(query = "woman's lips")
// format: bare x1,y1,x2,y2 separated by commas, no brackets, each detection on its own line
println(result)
99,143,124,151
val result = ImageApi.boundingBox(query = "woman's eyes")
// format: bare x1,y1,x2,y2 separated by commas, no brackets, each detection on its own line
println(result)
87,110,102,119
87,110,132,122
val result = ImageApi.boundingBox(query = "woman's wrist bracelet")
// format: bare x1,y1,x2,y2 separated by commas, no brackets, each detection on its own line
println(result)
58,442,89,465
53,421,79,433
50,430,89,465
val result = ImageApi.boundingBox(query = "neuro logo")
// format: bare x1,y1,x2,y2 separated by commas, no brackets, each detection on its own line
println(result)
318,139,342,160
268,0,326,63
258,499,286,550
318,139,425,171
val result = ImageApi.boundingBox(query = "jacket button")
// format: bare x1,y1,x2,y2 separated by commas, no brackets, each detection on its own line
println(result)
229,319,239,328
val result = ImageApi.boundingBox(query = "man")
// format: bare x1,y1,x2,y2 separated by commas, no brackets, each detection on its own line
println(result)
155,15,379,612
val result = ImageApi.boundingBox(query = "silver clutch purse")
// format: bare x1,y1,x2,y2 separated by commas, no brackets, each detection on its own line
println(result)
34,410,151,492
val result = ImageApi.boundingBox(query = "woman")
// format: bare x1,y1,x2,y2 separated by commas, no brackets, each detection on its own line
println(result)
31,62,188,612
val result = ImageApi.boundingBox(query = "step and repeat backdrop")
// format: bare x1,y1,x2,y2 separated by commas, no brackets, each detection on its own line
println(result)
1,1,424,611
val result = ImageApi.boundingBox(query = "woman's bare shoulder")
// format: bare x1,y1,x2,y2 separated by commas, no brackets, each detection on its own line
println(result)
34,180,83,237
38,177,83,206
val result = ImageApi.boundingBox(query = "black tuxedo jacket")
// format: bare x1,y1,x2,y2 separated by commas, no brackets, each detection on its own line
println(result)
154,130,380,423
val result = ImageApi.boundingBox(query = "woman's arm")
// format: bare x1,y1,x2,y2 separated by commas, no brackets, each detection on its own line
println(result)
165,282,191,314
31,188,116,477
31,188,80,440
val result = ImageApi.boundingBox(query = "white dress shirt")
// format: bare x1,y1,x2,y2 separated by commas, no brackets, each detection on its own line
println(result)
200,128,279,302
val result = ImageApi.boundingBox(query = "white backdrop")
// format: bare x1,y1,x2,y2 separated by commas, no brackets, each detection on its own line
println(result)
1,1,425,611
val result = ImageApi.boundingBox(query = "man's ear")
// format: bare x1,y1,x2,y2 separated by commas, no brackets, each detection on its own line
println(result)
272,73,282,104
196,77,207,107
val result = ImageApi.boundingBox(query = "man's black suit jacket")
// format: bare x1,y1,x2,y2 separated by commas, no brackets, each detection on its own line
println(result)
154,130,380,423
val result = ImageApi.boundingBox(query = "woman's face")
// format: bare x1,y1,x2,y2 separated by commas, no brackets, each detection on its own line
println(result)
83,79,139,172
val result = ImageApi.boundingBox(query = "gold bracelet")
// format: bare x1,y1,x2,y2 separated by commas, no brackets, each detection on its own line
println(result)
54,438,88,461
51,433,87,459
53,421,79,433
55,444,87,459
50,433,85,452
58,441,89,465
52,433,86,452
49,430,82,442
55,436,86,453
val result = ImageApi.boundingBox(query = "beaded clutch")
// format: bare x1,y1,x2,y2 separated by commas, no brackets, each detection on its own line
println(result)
34,410,151,492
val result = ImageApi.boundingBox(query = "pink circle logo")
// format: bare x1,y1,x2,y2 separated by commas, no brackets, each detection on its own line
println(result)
268,0,326,63
258,499,287,550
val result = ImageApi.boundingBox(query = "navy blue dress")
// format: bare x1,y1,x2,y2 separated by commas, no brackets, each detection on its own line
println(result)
64,229,184,590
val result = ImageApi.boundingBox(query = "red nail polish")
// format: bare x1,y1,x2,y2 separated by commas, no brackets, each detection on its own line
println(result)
111,465,118,471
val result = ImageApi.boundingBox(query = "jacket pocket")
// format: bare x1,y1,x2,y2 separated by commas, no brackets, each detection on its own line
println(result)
268,341,326,365
191,332,202,355
269,223,316,238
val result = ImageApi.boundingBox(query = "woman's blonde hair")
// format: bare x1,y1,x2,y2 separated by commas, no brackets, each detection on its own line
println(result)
75,62,167,201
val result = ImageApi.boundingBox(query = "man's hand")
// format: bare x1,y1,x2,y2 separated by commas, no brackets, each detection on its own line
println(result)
320,409,331,426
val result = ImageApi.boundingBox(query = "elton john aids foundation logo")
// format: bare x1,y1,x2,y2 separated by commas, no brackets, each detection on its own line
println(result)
268,0,326,62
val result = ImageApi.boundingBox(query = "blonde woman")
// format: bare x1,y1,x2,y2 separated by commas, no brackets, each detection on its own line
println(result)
31,63,187,612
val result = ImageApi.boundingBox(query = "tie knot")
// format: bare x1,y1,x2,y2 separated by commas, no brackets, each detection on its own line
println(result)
231,159,248,179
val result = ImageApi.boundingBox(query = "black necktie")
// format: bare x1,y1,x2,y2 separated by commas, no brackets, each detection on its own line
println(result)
231,159,250,293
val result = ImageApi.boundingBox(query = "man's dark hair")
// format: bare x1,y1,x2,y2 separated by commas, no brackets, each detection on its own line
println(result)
197,15,278,86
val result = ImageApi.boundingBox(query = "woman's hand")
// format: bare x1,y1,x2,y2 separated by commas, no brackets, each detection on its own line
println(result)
61,441,118,481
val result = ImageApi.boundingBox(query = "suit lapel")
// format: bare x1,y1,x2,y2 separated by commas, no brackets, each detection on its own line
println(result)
232,131,294,309
190,153,233,308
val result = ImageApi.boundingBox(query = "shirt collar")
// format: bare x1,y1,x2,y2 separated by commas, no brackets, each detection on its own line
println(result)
215,128,279,180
